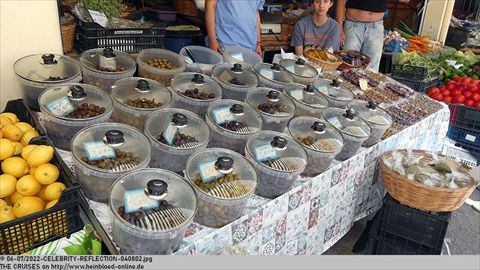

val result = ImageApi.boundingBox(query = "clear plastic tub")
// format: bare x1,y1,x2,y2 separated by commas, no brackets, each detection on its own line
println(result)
170,73,222,117
137,49,186,86
279,58,319,85
179,45,223,76
145,108,210,175
185,148,257,227
254,63,294,91
110,77,173,130
289,117,344,177
222,45,262,68
285,83,329,118
324,108,371,161
71,123,151,202
313,78,354,109
245,131,307,198
348,100,392,147
14,53,82,111
205,99,263,154
79,48,137,91
38,83,113,151
245,87,295,132
211,63,259,101
110,169,197,254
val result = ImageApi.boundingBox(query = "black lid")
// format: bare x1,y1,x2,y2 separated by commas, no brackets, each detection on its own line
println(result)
367,101,377,110
172,113,188,127
266,90,280,101
330,79,340,88
295,58,306,66
231,63,243,72
42,54,57,65
271,63,281,71
104,130,125,145
136,79,151,91
230,104,244,114
102,47,116,58
215,157,234,173
305,85,315,93
271,136,287,149
192,74,205,84
145,179,168,200
70,85,87,99
312,122,326,132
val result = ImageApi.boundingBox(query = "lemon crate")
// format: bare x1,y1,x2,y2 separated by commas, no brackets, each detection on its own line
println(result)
0,137,82,255
2,99,45,136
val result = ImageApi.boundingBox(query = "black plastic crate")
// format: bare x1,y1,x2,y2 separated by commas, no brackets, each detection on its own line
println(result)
392,64,430,80
373,235,442,255
450,104,480,133
391,76,441,92
442,140,480,167
74,18,166,53
0,137,82,255
447,125,480,153
2,99,46,136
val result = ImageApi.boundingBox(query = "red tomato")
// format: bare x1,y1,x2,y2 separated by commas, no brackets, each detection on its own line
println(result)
441,89,451,97
464,78,473,85
439,85,446,90
469,86,478,93
472,93,480,102
464,99,475,107
453,89,463,96
464,91,473,98
443,96,453,103
429,87,440,94
475,101,480,109
431,93,443,101
446,83,456,90
454,76,462,82
459,85,467,91
453,95,465,104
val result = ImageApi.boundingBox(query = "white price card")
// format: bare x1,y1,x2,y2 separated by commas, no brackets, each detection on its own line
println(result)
124,188,159,213
46,96,76,116
198,160,224,183
285,64,295,73
260,69,274,80
212,106,235,125
84,141,116,161
219,70,234,82
231,52,244,63
289,89,304,101
88,10,108,28
254,143,277,162
162,122,178,145
359,79,369,91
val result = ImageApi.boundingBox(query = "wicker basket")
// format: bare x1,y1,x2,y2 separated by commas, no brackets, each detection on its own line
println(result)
304,49,343,72
61,22,75,54
381,149,479,212
335,50,370,71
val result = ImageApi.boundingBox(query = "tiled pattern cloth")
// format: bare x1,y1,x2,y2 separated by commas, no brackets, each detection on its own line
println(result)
43,104,450,255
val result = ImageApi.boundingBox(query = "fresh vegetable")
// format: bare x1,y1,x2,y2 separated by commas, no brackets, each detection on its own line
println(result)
427,76,480,109
79,0,126,19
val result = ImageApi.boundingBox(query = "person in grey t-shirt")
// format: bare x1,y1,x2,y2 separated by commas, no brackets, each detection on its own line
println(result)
291,0,341,56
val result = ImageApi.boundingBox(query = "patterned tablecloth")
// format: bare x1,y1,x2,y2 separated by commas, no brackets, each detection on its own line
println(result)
50,104,450,255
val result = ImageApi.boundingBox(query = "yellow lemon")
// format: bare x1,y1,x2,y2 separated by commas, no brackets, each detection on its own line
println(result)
0,116,13,126
26,145,54,167
0,113,19,124
36,186,48,201
9,191,24,204
32,196,45,208
0,130,3,139
29,166,36,176
0,199,7,207
44,182,66,201
20,129,39,146
0,206,16,223
13,142,23,155
0,138,15,160
21,144,38,160
34,163,59,185
1,125,23,142
45,199,58,209
1,157,29,178
16,175,42,196
12,197,44,218
14,122,33,134
0,174,17,198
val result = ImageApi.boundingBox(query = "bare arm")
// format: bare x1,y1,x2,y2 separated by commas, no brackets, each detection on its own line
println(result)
256,10,262,55
294,46,304,57
205,0,221,52
335,0,347,47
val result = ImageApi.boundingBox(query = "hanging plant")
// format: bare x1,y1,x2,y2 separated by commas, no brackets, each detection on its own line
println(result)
80,0,126,19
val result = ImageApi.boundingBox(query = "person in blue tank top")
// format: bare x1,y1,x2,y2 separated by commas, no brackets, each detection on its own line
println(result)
205,0,265,56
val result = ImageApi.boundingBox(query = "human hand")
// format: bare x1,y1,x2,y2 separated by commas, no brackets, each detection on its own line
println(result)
256,45,263,57
210,39,223,54
340,29,345,48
